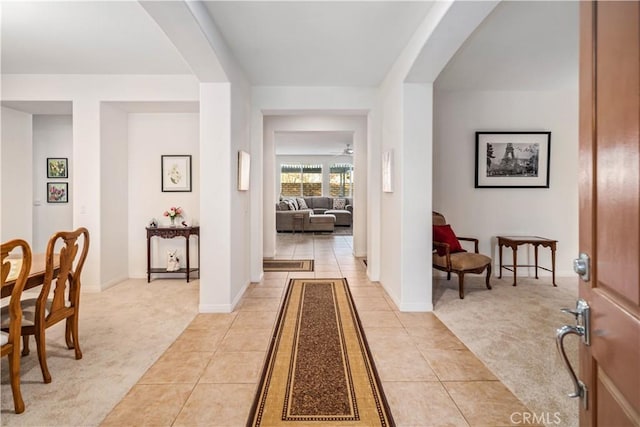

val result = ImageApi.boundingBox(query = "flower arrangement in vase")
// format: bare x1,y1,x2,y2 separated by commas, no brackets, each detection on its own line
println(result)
163,206,183,227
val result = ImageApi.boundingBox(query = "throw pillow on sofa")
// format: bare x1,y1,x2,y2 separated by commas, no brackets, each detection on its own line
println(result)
333,198,347,210
285,200,297,210
278,201,290,210
296,198,309,209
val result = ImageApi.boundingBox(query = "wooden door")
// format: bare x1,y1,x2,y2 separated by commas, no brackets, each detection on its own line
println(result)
578,1,640,426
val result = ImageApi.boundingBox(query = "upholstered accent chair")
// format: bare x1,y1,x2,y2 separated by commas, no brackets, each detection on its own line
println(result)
432,211,492,299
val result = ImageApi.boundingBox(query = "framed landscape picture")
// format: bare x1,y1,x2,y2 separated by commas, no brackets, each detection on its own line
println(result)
47,157,68,178
475,132,551,188
47,182,68,203
161,155,192,192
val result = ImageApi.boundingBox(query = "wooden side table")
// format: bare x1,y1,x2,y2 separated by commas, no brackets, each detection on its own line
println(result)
146,226,200,283
497,236,557,287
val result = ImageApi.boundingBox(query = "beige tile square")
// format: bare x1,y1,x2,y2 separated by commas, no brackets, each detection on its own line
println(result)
199,351,265,383
372,348,438,381
353,296,393,311
357,310,403,328
101,384,194,426
409,327,468,350
138,351,213,384
187,313,236,330
421,348,497,381
231,311,277,329
383,381,469,427
237,297,281,312
219,328,272,352
170,329,226,352
444,381,541,426
173,383,256,426
244,287,284,299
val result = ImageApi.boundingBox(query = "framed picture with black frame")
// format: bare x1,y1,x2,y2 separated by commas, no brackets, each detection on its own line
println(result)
47,182,68,203
475,131,551,188
161,155,192,192
47,157,68,178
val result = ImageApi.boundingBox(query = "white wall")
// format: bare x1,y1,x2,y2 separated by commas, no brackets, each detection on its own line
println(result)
433,89,579,276
100,105,129,288
229,78,252,310
3,74,200,291
1,107,33,243
127,112,200,278
32,115,74,253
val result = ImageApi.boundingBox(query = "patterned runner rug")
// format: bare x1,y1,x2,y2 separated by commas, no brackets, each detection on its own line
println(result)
263,259,314,272
247,278,394,426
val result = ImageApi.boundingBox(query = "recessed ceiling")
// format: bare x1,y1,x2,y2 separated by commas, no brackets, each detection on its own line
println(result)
1,101,72,115
1,1,192,74
435,1,578,90
204,1,434,86
275,131,353,156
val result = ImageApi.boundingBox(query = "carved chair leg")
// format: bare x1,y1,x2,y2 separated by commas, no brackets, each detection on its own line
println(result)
485,264,492,290
458,273,465,299
8,345,25,413
35,329,51,383
21,335,30,356
66,315,82,359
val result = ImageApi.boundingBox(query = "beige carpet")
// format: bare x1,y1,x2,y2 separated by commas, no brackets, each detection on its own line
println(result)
0,279,199,426
433,273,580,427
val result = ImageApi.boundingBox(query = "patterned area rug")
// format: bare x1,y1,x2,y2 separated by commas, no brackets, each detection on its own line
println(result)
247,278,394,426
263,259,314,272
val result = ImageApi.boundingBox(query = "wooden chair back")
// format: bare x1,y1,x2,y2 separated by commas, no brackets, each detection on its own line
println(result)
1,239,32,413
24,227,90,383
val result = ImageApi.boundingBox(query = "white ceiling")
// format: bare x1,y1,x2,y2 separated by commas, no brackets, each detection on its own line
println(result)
1,1,192,75
0,0,578,119
203,1,434,86
435,1,578,90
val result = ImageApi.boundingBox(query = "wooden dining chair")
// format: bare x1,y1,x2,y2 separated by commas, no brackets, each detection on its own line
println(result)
20,227,89,383
1,239,32,413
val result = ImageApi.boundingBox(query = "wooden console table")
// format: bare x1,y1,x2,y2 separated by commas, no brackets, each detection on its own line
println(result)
146,226,200,283
497,236,557,287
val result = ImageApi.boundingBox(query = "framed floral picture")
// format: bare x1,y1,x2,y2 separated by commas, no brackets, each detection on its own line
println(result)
47,182,68,203
161,155,192,192
47,157,68,178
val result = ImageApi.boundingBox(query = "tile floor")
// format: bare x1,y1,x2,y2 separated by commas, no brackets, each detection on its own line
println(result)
101,233,540,426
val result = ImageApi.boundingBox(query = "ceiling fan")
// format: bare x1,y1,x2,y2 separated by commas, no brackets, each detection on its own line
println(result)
330,143,353,156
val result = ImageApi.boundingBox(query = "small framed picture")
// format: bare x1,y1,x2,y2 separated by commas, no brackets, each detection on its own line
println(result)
475,132,551,188
47,182,68,203
47,157,68,178
161,155,192,192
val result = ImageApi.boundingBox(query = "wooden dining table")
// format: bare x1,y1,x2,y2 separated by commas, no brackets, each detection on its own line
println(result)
1,253,60,299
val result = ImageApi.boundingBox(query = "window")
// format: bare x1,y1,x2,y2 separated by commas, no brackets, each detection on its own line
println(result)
330,163,353,197
281,164,322,196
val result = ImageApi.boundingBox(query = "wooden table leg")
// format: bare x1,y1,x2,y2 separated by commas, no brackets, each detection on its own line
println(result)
551,242,557,287
498,242,503,279
534,244,539,279
147,235,151,283
512,246,518,287
186,236,190,283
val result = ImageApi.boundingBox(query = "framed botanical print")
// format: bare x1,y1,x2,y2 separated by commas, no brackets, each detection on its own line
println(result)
47,158,68,178
161,155,192,192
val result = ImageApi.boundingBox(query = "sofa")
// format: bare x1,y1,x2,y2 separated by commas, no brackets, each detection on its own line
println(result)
276,196,352,231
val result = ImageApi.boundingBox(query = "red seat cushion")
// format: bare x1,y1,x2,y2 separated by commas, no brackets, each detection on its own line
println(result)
433,224,465,256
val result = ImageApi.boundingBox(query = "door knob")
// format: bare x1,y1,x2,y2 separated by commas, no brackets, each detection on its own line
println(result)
573,252,590,282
